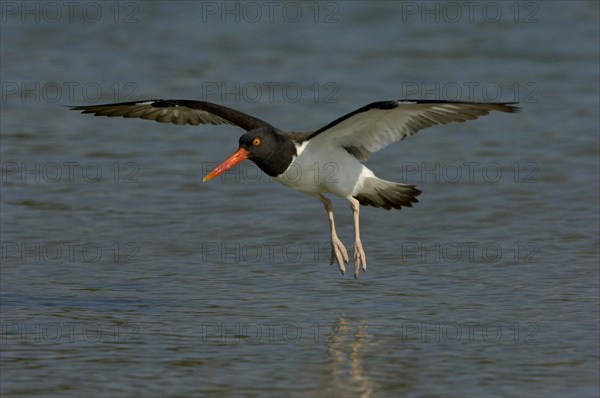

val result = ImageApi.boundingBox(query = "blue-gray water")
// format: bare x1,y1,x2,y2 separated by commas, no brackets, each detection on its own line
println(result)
1,1,598,397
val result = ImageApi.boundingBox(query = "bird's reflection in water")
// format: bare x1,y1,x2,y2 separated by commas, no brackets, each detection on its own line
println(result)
327,317,373,398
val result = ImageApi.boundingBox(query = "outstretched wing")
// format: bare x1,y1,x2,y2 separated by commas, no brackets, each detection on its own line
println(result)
308,100,519,161
70,99,275,131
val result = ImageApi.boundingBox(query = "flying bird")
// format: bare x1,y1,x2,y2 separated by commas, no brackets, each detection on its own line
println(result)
71,98,519,278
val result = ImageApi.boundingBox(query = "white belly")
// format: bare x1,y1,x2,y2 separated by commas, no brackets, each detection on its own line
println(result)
274,141,374,198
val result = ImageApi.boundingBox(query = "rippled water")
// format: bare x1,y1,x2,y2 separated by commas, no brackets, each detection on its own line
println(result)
1,1,598,397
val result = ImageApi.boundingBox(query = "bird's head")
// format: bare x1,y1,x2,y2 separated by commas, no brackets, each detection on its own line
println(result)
203,127,295,182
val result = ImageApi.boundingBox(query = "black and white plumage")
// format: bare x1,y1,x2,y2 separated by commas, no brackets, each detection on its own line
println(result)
72,99,519,278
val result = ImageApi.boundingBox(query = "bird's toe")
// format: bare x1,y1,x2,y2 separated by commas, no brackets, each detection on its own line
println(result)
353,243,367,278
330,239,349,275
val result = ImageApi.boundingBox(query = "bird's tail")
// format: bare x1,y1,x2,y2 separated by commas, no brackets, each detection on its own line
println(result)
354,177,421,210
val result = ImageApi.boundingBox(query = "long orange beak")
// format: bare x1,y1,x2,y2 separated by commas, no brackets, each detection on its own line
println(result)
202,147,250,182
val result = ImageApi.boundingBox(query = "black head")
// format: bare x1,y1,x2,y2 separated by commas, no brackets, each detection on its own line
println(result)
203,127,297,182
238,127,297,177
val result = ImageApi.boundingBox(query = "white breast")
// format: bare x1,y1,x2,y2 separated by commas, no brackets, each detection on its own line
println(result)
274,140,375,198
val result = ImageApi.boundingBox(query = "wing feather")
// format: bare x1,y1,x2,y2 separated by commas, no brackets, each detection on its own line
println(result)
70,99,275,131
308,100,519,161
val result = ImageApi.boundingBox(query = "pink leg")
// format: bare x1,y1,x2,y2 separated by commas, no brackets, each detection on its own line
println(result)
318,194,349,275
348,196,367,278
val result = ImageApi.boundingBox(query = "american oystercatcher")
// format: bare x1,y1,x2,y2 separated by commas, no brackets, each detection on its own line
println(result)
72,99,519,278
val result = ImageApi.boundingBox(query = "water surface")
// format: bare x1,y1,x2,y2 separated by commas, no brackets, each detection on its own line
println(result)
1,1,598,397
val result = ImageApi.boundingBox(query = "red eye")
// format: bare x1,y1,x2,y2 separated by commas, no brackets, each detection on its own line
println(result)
252,137,261,147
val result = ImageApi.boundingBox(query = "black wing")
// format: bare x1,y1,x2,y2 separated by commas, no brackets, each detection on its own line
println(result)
70,99,276,132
